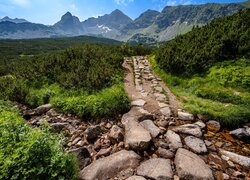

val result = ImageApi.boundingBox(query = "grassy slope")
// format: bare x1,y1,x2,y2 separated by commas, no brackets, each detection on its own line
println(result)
149,55,250,127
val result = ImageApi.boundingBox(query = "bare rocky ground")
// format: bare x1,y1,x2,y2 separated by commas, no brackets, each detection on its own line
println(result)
20,56,250,179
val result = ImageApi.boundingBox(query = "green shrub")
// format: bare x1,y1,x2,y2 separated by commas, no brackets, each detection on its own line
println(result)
0,101,78,180
52,84,129,118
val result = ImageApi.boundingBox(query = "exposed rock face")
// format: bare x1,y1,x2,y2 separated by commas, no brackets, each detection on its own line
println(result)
184,136,207,154
137,158,173,180
175,148,214,180
85,125,102,142
165,130,183,151
131,99,146,107
206,120,221,133
34,104,52,115
219,149,250,167
109,125,124,142
229,127,250,139
140,120,160,138
172,124,202,137
178,111,194,121
122,117,152,150
80,150,140,180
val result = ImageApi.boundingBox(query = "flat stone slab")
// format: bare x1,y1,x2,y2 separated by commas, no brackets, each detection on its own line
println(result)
219,149,250,167
80,150,140,180
165,130,183,151
175,148,214,180
122,117,152,150
172,124,202,137
158,102,168,108
178,111,194,121
126,176,146,180
131,99,146,107
140,120,161,138
137,158,173,180
184,136,207,154
160,107,172,117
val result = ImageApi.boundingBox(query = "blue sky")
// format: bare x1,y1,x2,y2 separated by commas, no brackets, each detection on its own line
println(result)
0,0,246,25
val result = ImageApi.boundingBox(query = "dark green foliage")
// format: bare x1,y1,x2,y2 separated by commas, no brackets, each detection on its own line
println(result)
156,8,250,76
0,101,78,179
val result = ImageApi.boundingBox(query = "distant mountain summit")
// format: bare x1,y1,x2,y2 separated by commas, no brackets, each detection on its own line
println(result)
0,1,248,41
0,16,29,23
54,12,83,35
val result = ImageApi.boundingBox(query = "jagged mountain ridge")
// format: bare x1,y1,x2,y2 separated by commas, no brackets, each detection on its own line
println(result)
0,1,248,42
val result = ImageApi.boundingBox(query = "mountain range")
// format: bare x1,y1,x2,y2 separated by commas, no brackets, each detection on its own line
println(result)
0,1,249,42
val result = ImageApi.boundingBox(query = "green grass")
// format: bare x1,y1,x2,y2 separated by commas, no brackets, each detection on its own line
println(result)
149,55,250,127
0,100,78,179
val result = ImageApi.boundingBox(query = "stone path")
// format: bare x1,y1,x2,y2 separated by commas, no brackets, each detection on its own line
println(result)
21,56,250,179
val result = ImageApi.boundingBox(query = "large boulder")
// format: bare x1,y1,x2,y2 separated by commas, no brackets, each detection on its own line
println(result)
178,111,194,121
122,118,152,150
140,120,160,138
175,148,214,180
165,130,182,151
172,124,202,137
137,158,173,180
79,150,140,180
34,104,52,115
219,149,250,167
184,136,207,154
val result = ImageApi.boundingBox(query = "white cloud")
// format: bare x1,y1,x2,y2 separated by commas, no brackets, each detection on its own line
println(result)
113,0,134,6
11,0,30,7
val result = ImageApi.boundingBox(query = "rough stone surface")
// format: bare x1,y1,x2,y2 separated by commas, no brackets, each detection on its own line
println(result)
85,125,102,142
50,123,68,133
206,120,221,133
172,124,202,137
157,147,175,159
219,149,250,167
122,117,152,150
165,130,182,151
131,99,146,107
34,104,52,115
140,120,160,138
69,147,91,169
175,148,214,180
178,111,194,121
126,176,146,180
229,127,250,139
184,136,207,154
194,121,206,129
160,107,172,117
109,125,124,142
80,150,140,180
122,107,153,122
137,158,173,180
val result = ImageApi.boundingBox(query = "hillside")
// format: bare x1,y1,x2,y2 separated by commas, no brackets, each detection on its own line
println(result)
152,8,250,126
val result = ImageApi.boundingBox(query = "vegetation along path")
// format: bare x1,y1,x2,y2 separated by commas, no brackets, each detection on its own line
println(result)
20,56,250,179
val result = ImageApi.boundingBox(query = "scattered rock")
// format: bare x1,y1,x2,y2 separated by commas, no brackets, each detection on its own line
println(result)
109,125,124,142
157,147,175,159
122,107,153,122
69,147,91,169
175,148,214,180
80,150,140,180
229,127,250,139
219,149,250,167
206,120,221,133
72,137,81,145
85,125,102,143
131,99,146,107
158,102,168,108
194,121,206,129
34,104,52,115
184,136,207,154
165,130,183,151
140,120,160,138
126,176,146,180
160,107,172,117
137,158,173,180
172,124,202,137
122,117,152,150
178,111,194,121
96,147,112,159
50,122,68,133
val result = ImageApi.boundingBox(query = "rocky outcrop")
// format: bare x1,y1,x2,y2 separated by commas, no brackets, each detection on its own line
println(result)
137,158,173,180
175,148,214,180
79,150,140,180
